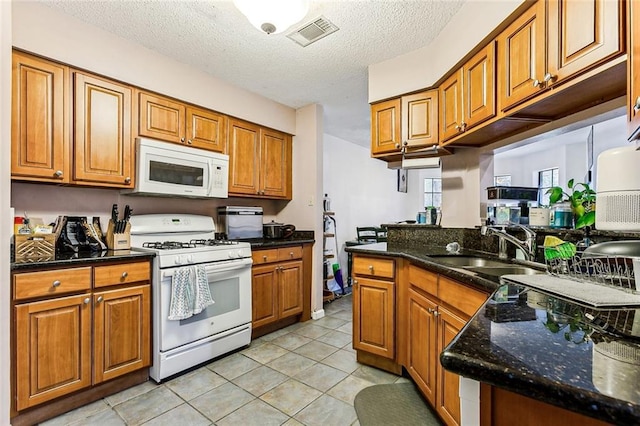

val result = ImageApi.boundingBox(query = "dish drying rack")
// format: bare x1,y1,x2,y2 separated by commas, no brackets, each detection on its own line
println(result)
544,247,640,294
501,247,640,308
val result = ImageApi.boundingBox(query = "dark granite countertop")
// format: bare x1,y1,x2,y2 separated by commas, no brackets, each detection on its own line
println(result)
248,237,315,249
11,249,156,271
346,242,640,423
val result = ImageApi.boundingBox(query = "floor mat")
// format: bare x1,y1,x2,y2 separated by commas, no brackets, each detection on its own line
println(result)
354,382,443,426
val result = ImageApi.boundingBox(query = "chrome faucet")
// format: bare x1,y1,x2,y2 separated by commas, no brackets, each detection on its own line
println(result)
480,224,537,261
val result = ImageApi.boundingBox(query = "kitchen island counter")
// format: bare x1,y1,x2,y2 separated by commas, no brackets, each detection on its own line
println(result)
346,242,640,424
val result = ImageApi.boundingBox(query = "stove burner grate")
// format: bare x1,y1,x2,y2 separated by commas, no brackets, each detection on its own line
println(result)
142,241,198,250
190,239,239,246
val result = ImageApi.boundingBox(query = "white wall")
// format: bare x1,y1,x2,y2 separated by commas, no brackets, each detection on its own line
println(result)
440,149,484,228
0,1,11,424
493,115,628,191
323,134,422,273
368,0,524,102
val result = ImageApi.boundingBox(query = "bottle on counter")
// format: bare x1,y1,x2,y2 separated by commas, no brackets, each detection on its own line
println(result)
323,194,331,212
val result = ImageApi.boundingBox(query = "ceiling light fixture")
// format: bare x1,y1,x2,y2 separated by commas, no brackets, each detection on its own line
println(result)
233,0,309,35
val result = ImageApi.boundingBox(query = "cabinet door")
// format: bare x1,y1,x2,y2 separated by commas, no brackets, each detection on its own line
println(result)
463,41,496,129
138,92,186,144
11,51,69,183
406,288,438,406
401,90,439,149
497,0,547,111
628,0,640,140
93,285,151,383
371,98,401,155
437,305,466,426
15,294,92,410
228,118,260,196
353,276,395,359
251,264,279,328
186,106,227,153
260,128,292,199
73,72,133,187
547,0,623,86
278,260,303,318
439,68,464,142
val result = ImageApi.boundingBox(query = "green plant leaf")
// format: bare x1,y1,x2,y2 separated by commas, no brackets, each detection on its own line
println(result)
547,187,565,204
575,211,595,228
567,178,575,189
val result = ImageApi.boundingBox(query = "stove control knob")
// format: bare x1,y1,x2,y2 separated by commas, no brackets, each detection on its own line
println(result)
187,255,194,263
174,256,184,265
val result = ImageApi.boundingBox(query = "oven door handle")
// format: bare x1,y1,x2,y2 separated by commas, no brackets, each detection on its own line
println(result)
162,258,252,278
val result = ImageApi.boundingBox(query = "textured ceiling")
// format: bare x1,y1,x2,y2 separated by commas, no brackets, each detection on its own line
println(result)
38,0,466,147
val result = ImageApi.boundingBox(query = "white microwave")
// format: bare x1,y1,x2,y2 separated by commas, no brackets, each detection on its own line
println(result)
123,137,229,198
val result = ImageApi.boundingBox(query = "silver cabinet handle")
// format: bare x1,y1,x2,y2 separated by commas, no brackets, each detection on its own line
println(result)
96,296,104,303
395,143,401,149
180,137,185,143
368,265,374,273
54,170,63,178
634,97,640,113
533,79,543,88
543,72,557,84
187,139,193,145
52,280,61,287
84,297,91,304
263,255,268,261
289,252,294,258
124,176,131,184
433,310,440,317
121,271,128,279
455,124,461,131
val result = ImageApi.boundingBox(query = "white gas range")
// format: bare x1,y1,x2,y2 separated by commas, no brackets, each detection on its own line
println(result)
129,214,252,382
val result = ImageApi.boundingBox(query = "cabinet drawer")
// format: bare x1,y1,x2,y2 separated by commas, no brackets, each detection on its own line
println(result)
94,261,150,288
408,265,438,296
353,256,395,279
438,276,488,318
277,246,302,261
252,249,279,264
14,267,92,300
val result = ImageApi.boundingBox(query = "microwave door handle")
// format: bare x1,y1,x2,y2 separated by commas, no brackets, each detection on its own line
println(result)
207,161,214,196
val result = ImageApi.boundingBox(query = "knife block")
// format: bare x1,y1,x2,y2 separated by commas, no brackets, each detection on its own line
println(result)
106,220,131,251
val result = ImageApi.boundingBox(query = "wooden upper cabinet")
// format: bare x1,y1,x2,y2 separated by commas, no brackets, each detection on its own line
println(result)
497,0,547,111
371,98,401,155
11,51,69,183
138,92,227,153
401,90,439,149
138,92,186,144
547,0,624,86
260,128,292,198
228,118,260,196
186,106,227,153
439,69,464,142
628,0,640,141
463,41,496,129
73,72,133,187
228,118,292,199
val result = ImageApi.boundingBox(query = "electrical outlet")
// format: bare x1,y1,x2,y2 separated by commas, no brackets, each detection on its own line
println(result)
308,196,314,206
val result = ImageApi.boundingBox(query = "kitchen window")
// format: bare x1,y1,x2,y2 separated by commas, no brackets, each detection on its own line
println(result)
538,168,560,206
424,178,442,208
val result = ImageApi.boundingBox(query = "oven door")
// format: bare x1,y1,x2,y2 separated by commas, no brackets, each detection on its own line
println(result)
159,258,252,352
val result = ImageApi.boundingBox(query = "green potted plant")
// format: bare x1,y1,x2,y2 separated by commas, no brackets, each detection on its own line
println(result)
546,179,596,229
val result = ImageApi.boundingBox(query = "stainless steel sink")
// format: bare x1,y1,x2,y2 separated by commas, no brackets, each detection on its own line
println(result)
430,256,511,267
465,266,544,277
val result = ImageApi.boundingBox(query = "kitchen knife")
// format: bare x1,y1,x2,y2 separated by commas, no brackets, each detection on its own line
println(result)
111,204,118,224
123,205,131,222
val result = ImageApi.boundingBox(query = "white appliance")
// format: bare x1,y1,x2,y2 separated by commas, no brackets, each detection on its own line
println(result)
129,214,252,382
123,137,229,199
596,145,640,230
217,206,264,239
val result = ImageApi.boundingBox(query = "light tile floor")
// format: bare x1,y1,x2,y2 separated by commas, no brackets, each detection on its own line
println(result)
40,294,410,426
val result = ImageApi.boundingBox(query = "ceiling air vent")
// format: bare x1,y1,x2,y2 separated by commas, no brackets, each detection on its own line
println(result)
287,16,339,47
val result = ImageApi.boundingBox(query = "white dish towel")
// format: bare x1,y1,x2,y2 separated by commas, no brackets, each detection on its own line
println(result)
168,265,215,320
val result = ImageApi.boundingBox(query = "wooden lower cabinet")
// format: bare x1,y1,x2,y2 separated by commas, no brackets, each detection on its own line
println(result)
12,260,151,419
481,385,610,426
353,276,395,359
15,294,92,411
436,305,466,426
251,247,304,332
